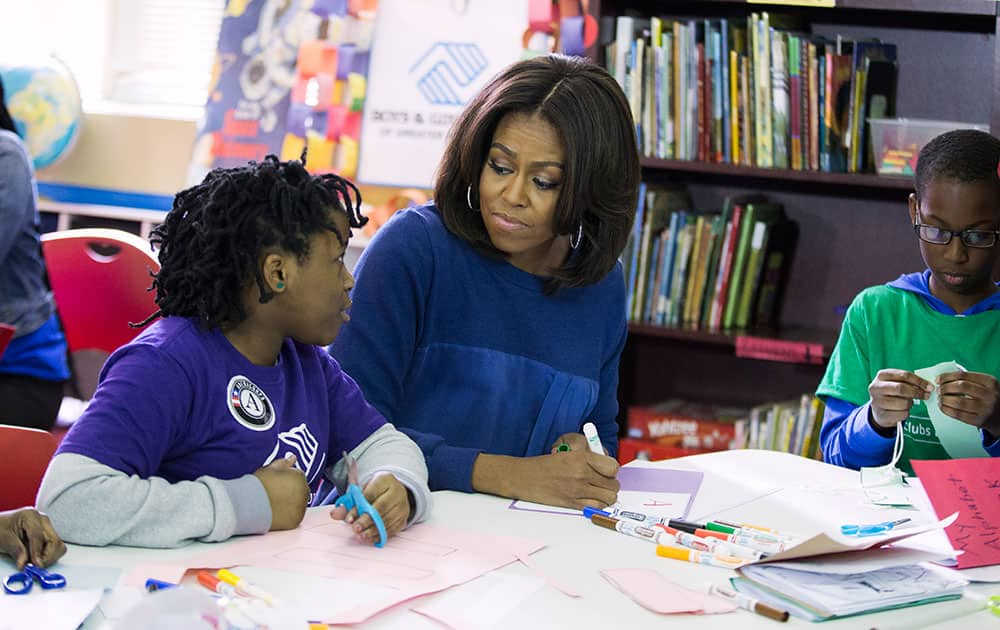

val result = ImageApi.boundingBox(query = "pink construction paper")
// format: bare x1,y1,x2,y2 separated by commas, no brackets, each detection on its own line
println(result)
600,568,736,615
125,510,545,625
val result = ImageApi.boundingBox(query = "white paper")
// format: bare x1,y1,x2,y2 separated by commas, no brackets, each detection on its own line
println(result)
913,361,989,459
410,571,545,629
0,588,104,630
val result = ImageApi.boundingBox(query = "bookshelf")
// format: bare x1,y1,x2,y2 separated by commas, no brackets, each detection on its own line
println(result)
593,0,999,423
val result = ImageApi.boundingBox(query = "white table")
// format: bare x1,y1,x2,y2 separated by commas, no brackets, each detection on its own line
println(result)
61,450,994,629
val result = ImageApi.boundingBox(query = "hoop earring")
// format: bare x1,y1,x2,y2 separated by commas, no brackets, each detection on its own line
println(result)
466,185,478,211
569,223,583,250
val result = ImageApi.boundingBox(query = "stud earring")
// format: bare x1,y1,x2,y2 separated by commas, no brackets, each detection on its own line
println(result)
276,282,285,290
569,223,583,250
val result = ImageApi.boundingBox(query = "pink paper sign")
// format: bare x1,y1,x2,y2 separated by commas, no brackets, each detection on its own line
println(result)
912,457,1000,569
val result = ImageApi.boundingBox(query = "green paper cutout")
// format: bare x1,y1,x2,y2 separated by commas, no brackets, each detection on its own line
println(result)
912,360,989,459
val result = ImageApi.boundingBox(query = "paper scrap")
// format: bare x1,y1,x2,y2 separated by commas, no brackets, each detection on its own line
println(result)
912,457,1000,569
0,588,104,630
913,361,989,459
410,571,545,630
600,568,736,615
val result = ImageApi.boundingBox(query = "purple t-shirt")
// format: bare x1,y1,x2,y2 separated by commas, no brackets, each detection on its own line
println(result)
58,317,385,494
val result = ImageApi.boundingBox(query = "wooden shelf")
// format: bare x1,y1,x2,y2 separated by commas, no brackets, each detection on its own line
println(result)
639,158,913,192
627,323,839,360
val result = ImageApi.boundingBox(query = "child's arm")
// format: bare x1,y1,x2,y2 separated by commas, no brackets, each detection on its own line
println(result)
36,345,276,547
37,452,272,547
819,396,897,469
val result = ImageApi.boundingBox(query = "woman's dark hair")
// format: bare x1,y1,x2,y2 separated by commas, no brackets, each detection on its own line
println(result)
0,75,20,136
435,54,640,293
139,154,366,329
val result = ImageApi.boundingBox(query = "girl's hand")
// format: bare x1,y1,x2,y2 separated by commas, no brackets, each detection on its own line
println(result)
330,473,411,545
253,454,310,531
0,509,66,569
868,369,933,429
937,370,1000,436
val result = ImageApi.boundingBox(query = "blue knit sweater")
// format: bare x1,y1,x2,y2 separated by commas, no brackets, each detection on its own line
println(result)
331,203,627,492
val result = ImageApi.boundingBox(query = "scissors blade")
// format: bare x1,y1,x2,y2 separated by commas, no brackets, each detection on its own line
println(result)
343,451,359,486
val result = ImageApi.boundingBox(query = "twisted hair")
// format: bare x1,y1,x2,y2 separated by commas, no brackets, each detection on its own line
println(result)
138,154,365,329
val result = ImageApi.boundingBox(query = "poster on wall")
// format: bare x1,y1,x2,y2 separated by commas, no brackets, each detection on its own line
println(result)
357,0,529,189
189,0,378,184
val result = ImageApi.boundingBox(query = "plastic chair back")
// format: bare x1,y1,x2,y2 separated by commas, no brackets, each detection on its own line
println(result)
0,425,58,510
40,228,160,354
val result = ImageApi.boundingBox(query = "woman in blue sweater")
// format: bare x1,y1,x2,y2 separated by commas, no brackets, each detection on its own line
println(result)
331,55,640,509
0,75,70,430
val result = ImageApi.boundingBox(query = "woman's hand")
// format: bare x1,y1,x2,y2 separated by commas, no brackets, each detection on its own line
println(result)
868,369,933,429
253,454,310,531
937,370,1000,436
330,473,411,545
0,508,66,569
473,451,620,510
549,432,590,453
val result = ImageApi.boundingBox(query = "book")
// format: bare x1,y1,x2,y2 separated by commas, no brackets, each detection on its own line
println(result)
731,201,784,329
751,216,799,329
734,561,966,622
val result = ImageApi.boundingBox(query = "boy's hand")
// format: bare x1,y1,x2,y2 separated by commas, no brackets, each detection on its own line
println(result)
868,369,933,429
253,454,310,531
937,370,1000,436
0,509,66,569
329,473,410,545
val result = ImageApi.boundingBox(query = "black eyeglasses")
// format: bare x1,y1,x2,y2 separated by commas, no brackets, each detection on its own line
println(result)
913,222,1000,248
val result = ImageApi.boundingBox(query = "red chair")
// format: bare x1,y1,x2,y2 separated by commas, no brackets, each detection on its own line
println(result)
40,228,160,355
0,425,58,510
0,323,14,359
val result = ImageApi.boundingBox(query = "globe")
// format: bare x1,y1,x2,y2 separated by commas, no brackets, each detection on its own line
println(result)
0,58,82,170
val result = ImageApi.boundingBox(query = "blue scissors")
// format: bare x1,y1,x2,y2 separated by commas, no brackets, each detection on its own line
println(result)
840,518,911,537
3,564,67,595
334,452,387,548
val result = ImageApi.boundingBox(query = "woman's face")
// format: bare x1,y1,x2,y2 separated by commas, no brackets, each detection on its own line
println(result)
477,112,568,275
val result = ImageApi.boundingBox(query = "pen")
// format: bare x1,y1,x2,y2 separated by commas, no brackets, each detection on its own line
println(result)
145,578,178,592
670,523,784,554
582,422,603,455
198,571,238,597
706,582,790,622
217,569,277,606
710,520,797,541
655,544,745,569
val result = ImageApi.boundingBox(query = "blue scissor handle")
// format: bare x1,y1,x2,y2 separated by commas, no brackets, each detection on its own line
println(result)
841,523,887,537
3,564,66,595
335,484,388,548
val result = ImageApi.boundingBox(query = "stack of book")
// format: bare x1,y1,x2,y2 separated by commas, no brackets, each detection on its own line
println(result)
603,12,897,174
622,186,799,331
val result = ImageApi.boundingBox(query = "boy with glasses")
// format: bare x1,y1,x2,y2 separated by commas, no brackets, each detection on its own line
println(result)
817,129,1000,472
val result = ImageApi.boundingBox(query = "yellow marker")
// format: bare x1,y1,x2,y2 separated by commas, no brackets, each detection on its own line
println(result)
655,544,744,569
217,569,277,606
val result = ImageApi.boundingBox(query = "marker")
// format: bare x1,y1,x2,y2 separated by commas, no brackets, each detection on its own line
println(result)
706,583,790,622
197,571,237,597
655,544,745,569
655,525,762,561
711,520,797,542
217,569,277,606
582,422,603,455
145,578,177,592
582,506,611,519
591,513,670,545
